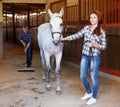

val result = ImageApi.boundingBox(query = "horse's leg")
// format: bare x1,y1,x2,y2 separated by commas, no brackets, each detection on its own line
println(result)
40,46,46,81
55,52,62,95
51,56,55,81
44,52,51,91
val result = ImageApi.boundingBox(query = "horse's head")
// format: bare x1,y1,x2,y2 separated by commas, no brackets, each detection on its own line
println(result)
48,8,64,46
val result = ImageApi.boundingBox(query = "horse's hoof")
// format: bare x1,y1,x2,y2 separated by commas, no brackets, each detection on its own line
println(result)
42,79,46,82
46,87,51,91
56,90,61,95
51,78,55,81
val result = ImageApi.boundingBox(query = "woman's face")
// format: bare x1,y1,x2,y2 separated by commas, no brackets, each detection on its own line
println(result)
90,13,98,25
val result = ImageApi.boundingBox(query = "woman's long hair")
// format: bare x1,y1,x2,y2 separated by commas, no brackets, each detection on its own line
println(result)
89,10,103,36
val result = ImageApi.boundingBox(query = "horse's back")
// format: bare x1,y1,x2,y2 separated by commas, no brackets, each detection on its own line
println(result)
38,23,51,46
38,23,51,36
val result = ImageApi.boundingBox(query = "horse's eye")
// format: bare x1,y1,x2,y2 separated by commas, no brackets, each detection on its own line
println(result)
60,23,63,26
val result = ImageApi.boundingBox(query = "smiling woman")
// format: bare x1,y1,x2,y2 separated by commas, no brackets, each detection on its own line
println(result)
61,10,106,105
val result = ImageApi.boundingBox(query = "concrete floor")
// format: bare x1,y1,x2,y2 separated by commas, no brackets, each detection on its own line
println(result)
0,42,120,107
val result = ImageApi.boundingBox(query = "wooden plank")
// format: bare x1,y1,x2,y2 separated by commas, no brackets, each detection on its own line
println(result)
2,0,46,3
100,67,120,77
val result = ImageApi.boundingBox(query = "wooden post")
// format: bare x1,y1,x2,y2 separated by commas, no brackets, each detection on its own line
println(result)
27,4,30,29
0,2,3,60
12,11,16,43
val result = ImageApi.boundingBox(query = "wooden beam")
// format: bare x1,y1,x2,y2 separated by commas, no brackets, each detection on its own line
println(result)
100,67,120,77
2,0,47,4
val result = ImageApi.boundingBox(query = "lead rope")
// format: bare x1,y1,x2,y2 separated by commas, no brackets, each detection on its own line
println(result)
89,47,94,72
63,40,90,47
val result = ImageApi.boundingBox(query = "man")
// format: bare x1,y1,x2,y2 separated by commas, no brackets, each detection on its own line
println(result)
19,25,34,67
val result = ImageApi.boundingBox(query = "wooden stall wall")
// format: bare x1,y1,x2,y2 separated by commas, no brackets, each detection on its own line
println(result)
50,0,120,76
104,0,120,76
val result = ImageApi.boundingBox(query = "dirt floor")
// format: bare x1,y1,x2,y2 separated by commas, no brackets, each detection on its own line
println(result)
0,42,120,107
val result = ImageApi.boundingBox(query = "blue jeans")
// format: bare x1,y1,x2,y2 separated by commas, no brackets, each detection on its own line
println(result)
80,54,100,99
26,44,33,65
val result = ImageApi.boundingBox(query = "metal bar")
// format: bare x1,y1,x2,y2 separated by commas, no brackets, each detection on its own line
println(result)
115,0,117,23
113,0,115,23
111,0,114,23
78,0,81,29
108,0,110,23
103,0,107,68
119,0,120,22
99,0,100,11
87,0,89,15
104,0,107,30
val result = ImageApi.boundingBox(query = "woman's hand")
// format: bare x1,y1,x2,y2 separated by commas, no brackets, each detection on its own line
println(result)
92,43,99,48
60,37,68,41
87,42,99,48
87,42,93,47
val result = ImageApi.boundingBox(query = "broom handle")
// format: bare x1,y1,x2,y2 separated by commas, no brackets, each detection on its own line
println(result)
24,47,27,68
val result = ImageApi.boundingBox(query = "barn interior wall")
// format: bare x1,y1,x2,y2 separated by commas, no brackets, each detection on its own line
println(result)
46,0,78,21
67,0,78,6
1,0,120,76
45,0,59,22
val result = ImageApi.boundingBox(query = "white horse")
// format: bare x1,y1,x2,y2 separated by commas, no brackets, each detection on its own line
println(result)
37,8,64,94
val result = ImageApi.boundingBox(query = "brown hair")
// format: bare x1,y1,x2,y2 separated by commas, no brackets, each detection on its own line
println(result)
22,25,28,29
89,10,103,36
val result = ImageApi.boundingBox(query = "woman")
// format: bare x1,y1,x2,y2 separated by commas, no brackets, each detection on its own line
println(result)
61,10,106,105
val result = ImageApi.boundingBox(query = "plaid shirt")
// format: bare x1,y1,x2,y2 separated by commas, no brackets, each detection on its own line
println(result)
67,25,106,56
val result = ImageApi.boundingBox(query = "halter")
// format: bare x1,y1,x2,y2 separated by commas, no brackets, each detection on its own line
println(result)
51,32,62,39
51,32,63,46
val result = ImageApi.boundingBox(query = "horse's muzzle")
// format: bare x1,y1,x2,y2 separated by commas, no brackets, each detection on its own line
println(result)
53,40,61,46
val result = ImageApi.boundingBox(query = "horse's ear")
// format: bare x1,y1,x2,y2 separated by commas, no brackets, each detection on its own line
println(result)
48,9,53,17
59,8,64,17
